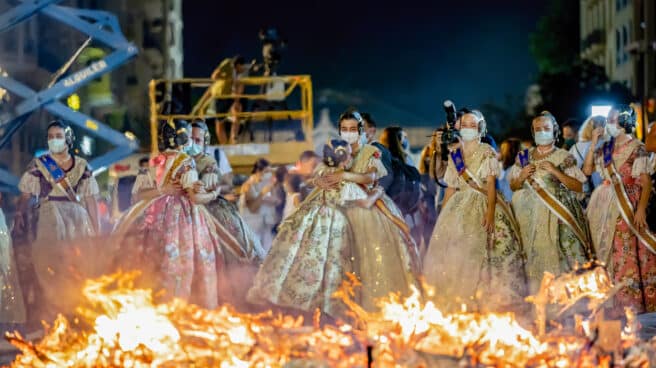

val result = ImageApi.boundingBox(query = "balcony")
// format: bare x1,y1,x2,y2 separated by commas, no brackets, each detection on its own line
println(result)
581,29,606,60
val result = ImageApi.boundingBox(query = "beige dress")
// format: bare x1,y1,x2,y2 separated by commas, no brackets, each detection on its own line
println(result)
508,148,594,294
424,143,527,312
247,165,361,318
344,144,422,311
18,156,99,313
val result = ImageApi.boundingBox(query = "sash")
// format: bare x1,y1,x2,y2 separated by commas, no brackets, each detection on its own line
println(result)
449,149,522,238
602,140,656,255
518,149,590,246
36,154,80,202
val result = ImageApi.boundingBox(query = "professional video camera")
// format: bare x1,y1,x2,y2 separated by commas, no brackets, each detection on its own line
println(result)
441,100,460,160
258,28,286,75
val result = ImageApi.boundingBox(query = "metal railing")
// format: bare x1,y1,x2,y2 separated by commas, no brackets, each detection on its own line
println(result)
148,75,313,153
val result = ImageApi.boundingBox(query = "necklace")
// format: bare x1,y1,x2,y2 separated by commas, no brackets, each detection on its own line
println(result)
535,145,554,156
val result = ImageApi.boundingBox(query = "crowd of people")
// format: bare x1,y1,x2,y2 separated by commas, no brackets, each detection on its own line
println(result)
0,103,655,329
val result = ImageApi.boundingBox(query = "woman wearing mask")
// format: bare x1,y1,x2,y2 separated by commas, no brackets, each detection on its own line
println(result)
239,159,280,252
316,110,422,311
188,120,265,263
570,115,606,201
424,111,526,312
113,119,236,308
508,112,595,294
248,140,384,319
583,105,656,316
13,120,99,315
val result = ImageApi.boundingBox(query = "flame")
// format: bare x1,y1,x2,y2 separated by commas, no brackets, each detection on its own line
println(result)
6,266,655,367
7,271,364,367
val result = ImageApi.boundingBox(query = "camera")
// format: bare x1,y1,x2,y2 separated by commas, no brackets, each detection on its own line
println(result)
440,100,460,160
258,28,286,74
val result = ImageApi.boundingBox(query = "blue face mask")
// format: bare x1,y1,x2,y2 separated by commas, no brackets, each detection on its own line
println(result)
186,143,203,156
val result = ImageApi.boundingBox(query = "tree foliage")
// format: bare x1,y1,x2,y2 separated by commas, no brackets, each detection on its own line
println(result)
529,0,580,75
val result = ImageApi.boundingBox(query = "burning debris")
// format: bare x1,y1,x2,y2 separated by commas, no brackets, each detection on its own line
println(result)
6,265,656,367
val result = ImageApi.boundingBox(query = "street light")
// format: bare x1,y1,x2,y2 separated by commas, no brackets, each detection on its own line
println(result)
591,105,612,117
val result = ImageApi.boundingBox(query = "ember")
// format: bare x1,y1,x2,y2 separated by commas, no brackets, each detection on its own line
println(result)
6,267,656,367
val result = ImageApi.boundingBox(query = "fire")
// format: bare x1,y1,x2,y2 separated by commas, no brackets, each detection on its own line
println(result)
6,265,656,367
7,271,364,367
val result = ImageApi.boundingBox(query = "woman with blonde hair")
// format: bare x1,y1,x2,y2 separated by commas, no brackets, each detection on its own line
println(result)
569,115,606,192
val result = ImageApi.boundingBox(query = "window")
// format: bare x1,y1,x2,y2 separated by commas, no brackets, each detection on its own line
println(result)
616,29,621,65
616,0,621,11
623,25,629,62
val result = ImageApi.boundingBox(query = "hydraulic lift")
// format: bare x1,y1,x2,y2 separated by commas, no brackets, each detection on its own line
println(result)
0,0,139,192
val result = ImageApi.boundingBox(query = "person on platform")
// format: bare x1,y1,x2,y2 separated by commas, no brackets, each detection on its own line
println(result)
508,112,595,294
248,140,384,318
423,111,527,312
583,105,656,316
314,110,422,311
112,119,241,309
13,120,100,316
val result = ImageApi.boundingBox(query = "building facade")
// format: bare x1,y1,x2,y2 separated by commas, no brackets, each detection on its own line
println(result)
580,0,656,98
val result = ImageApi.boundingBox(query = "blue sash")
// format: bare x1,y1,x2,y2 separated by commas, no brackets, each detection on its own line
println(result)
37,154,80,202
38,154,66,183
602,138,615,168
449,148,466,175
518,149,530,168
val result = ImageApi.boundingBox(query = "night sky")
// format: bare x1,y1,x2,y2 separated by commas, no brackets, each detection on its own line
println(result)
183,0,549,127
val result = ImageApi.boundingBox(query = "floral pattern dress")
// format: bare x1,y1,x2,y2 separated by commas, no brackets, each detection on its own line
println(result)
113,151,239,309
344,144,422,312
247,165,361,318
17,155,98,313
424,143,527,312
508,148,595,294
195,153,265,263
587,138,656,315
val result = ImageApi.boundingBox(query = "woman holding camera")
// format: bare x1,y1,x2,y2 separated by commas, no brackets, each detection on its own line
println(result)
583,106,656,316
509,112,594,294
314,110,422,312
424,111,526,313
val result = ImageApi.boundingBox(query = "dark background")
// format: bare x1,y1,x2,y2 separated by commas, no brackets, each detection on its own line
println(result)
183,0,549,127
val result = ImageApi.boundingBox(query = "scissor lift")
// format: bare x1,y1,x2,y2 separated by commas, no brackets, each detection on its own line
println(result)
0,0,139,192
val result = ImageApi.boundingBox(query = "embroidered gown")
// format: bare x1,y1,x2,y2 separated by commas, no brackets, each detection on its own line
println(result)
424,143,527,312
113,151,241,309
247,164,359,318
194,153,265,263
344,144,422,312
508,148,595,294
587,138,656,314
17,155,98,312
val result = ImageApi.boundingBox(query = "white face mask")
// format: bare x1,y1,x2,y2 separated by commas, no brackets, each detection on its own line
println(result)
606,124,622,137
341,132,360,145
48,138,67,154
459,128,479,142
534,131,554,145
